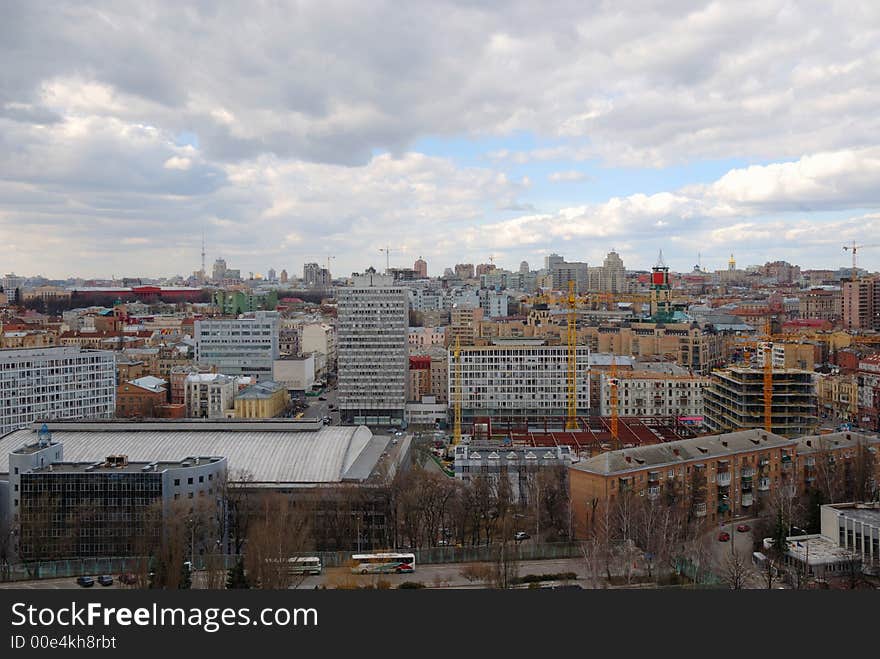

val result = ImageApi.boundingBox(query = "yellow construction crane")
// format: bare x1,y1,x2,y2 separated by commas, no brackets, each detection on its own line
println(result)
453,336,462,445
566,280,578,430
843,241,880,282
737,317,775,433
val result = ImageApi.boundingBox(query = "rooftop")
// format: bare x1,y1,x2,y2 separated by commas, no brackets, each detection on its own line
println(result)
571,429,795,476
1,421,394,486
27,456,224,474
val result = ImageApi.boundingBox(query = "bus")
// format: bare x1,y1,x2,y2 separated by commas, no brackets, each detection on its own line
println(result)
350,552,415,575
288,556,322,575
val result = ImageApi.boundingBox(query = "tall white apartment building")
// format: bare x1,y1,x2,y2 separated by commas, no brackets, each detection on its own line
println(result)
598,371,709,418
0,346,116,435
195,311,280,381
450,339,591,426
337,273,408,426
300,322,337,375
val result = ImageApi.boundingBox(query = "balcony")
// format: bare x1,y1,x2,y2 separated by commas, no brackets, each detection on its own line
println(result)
694,502,707,517
741,466,756,477
758,478,771,491
716,471,731,486
742,493,754,507
758,458,770,467
647,486,661,499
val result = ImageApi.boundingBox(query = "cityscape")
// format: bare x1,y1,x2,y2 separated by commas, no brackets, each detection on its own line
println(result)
0,250,878,590
0,2,878,598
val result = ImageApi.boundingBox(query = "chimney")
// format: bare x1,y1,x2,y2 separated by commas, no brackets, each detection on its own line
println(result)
625,456,632,463
673,448,680,456
721,441,728,447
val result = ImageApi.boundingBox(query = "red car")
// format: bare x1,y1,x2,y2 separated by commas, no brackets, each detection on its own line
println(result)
736,524,751,533
717,532,730,542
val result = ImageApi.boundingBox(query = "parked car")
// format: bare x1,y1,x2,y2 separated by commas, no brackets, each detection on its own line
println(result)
76,576,95,587
736,524,751,533
118,573,138,585
718,532,731,542
515,531,530,541
318,396,327,401
97,575,113,587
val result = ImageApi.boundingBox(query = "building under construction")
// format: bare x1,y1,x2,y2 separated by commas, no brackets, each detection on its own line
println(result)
704,367,818,437
463,415,703,458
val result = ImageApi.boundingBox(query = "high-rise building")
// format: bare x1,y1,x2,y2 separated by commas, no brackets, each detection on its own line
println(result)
551,260,588,292
600,250,626,293
195,311,280,381
0,346,116,435
337,273,408,426
303,263,331,288
519,261,530,274
267,268,276,282
280,269,289,284
544,253,564,272
413,257,428,279
212,258,227,282
842,277,880,330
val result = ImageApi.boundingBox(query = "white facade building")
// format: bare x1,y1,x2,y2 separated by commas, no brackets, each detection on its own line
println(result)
195,311,280,381
450,340,591,424
273,355,317,391
0,346,115,435
337,273,409,426
598,372,709,418
300,322,336,375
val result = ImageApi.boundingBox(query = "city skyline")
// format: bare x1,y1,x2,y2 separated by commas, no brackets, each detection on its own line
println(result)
2,3,880,278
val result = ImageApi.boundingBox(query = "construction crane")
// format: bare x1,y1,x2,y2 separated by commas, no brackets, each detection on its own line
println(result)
378,246,403,273
609,356,619,447
736,317,776,433
566,280,578,430
843,241,880,282
453,336,462,446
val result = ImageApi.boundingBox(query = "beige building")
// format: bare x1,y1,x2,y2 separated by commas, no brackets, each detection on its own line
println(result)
449,306,483,347
598,371,709,418
234,381,290,419
798,287,842,322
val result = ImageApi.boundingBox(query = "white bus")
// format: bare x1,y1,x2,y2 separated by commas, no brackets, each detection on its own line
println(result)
350,552,416,575
288,557,323,575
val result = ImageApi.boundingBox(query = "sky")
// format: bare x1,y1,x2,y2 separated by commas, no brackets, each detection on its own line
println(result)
2,1,880,280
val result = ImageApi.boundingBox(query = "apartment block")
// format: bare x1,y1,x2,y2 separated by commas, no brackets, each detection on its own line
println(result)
195,311,280,381
336,273,408,426
184,373,236,419
569,430,798,536
0,346,116,435
842,277,880,331
704,367,818,437
798,287,842,322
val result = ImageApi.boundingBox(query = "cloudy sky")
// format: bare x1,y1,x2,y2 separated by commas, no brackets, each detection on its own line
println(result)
2,1,880,279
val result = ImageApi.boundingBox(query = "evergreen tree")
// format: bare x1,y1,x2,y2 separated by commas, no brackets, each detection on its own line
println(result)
806,489,825,534
226,559,250,589
179,563,192,589
771,510,789,562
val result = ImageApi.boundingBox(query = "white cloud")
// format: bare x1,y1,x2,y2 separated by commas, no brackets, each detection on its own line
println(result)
163,156,192,170
548,170,589,182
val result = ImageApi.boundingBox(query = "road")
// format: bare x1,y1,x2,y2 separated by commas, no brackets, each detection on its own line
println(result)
706,517,765,588
301,387,339,424
0,577,122,590
291,557,587,589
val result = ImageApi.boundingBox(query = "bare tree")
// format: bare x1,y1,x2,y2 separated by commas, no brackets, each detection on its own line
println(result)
243,493,313,589
722,549,751,590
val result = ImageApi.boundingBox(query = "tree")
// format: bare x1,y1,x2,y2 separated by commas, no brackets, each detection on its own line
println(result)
243,493,313,589
770,510,790,565
226,559,250,589
722,549,750,590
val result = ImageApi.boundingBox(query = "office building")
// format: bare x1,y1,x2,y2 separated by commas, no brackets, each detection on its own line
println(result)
337,273,408,426
0,346,116,436
450,339,591,427
195,311,280,381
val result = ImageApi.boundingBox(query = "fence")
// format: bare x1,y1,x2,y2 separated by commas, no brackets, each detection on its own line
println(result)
1,543,585,582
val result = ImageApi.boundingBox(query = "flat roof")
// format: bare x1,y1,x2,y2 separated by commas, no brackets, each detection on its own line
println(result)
27,456,224,474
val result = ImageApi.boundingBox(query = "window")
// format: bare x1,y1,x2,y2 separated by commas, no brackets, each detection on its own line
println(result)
187,477,193,485
174,479,180,486
199,476,204,483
